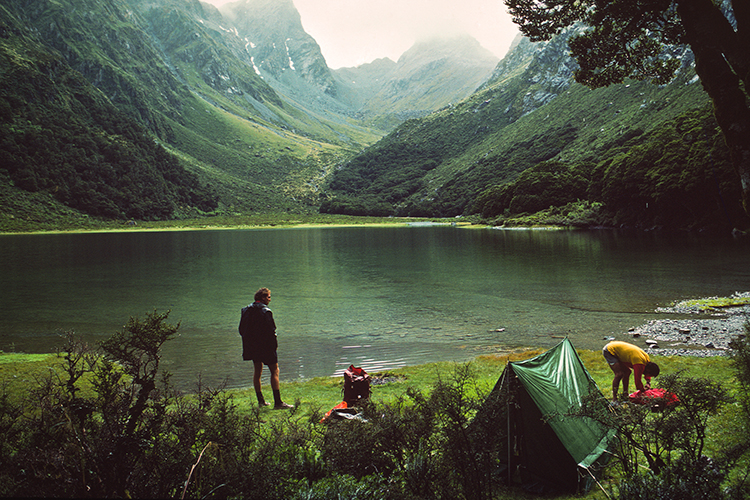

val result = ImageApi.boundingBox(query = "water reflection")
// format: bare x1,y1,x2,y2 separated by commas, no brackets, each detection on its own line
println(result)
1,226,748,390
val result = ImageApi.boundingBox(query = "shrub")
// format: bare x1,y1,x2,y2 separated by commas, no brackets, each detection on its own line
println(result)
572,357,750,499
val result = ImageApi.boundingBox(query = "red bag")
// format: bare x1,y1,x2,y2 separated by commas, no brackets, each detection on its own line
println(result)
343,365,371,406
321,401,348,423
628,388,679,409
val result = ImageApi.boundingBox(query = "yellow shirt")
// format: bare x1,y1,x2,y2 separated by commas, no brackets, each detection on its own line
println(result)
605,341,650,366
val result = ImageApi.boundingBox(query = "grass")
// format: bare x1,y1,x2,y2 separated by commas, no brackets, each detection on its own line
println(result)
2,346,737,421
676,296,750,311
0,345,741,499
265,348,737,416
0,210,472,234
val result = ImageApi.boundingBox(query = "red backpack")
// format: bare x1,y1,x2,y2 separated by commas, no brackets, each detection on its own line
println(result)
343,365,371,406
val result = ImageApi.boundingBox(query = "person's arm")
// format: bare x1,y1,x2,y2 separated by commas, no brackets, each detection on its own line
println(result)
633,364,647,392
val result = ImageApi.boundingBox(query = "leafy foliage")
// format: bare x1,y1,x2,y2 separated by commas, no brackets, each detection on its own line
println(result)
0,11,218,220
573,367,750,499
474,105,746,231
594,106,742,230
2,321,750,498
472,159,592,217
0,330,508,499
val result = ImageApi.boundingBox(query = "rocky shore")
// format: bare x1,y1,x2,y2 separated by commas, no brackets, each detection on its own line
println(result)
623,293,750,358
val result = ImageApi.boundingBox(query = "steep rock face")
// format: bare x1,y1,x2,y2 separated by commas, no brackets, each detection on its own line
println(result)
482,26,697,120
142,4,281,106
221,0,336,97
479,29,579,120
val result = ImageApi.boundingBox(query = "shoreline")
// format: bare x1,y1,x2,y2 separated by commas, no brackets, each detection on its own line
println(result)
3,300,746,366
624,294,750,358
0,216,476,237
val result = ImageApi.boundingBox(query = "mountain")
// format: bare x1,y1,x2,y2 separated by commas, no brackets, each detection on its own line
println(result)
1,0,506,226
321,27,749,231
2,0,742,231
219,0,336,97
334,34,500,129
0,0,357,222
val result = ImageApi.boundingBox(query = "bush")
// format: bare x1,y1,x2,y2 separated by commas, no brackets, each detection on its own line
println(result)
4,318,749,498
573,354,750,499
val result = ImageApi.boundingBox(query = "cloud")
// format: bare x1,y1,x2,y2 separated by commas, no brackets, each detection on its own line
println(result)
203,0,519,69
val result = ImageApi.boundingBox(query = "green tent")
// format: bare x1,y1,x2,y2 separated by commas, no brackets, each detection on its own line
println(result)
475,338,615,494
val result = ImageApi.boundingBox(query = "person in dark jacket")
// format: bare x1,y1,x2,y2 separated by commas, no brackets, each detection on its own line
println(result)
239,287,292,409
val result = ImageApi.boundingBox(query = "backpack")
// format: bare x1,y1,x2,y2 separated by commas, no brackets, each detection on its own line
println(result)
343,365,371,406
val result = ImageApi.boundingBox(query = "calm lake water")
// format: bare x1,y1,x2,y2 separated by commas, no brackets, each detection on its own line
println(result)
1,225,748,390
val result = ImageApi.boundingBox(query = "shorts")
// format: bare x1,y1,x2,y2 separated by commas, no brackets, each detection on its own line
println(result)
602,347,619,366
253,350,278,366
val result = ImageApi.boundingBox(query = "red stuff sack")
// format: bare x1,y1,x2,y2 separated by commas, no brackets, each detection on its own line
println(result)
321,401,348,423
343,365,371,406
628,388,679,410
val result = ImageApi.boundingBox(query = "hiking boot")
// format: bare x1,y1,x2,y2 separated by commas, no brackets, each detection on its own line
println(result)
273,402,293,410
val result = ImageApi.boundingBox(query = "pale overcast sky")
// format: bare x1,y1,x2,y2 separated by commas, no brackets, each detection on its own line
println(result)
204,0,519,69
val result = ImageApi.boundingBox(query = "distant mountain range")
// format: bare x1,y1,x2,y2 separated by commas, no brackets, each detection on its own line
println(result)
322,27,746,231
0,0,499,224
0,0,745,231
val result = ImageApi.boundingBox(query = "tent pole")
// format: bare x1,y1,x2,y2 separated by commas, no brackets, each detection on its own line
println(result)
507,373,512,487
507,399,511,486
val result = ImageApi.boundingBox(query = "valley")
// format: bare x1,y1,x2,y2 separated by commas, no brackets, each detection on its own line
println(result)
1,0,747,233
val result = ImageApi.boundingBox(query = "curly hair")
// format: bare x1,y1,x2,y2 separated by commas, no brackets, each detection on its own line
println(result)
254,287,271,302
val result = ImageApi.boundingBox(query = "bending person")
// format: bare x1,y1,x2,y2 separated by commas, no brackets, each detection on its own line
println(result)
602,340,660,401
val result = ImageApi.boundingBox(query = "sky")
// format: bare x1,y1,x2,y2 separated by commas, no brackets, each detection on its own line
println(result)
204,0,520,69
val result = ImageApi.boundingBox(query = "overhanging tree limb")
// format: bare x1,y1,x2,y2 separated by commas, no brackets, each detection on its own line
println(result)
504,0,750,219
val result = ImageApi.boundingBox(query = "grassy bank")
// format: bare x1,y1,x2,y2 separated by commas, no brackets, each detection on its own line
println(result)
4,346,735,415
1,346,742,499
0,208,480,234
1,346,739,429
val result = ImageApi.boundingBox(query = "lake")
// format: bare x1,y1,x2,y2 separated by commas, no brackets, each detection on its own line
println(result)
1,225,748,390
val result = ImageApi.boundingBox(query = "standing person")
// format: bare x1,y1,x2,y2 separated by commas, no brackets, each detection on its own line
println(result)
602,340,660,401
239,287,293,409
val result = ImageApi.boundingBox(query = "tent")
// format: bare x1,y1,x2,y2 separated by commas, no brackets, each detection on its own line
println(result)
473,338,615,494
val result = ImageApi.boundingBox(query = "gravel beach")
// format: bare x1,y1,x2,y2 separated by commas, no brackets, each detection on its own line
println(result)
621,293,750,358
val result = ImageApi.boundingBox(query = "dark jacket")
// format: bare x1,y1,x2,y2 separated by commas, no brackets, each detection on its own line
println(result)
238,302,277,361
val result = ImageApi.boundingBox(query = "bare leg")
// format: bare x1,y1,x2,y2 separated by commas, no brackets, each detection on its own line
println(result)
269,363,280,390
610,362,632,400
253,361,269,406
268,363,292,409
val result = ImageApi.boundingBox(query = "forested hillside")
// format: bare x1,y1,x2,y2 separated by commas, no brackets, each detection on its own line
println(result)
0,3,217,220
321,31,749,232
0,0,378,225
1,0,746,232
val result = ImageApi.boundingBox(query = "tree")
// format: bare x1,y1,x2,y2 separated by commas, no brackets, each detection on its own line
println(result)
504,0,750,219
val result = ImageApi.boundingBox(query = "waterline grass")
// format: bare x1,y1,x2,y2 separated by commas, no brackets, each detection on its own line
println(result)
1,347,737,425
0,211,478,234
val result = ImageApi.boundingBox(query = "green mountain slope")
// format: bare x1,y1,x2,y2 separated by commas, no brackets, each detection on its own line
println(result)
0,0,382,222
0,3,217,220
321,31,749,231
